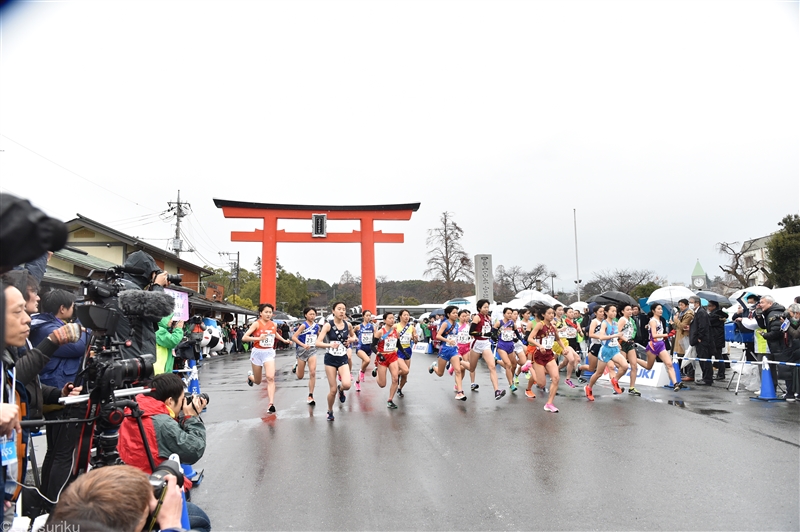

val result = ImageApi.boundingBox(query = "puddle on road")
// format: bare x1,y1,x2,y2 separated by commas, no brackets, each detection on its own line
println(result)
696,408,731,416
668,400,686,407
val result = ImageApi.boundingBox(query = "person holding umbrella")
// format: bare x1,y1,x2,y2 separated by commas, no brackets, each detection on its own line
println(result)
707,300,729,380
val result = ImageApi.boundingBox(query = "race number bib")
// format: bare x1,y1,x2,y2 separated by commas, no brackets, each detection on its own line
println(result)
305,334,317,346
400,334,411,345
541,335,555,350
501,329,514,342
259,335,275,348
609,337,619,347
384,337,397,352
481,322,491,335
361,332,373,344
457,331,470,344
329,343,347,356
564,327,577,339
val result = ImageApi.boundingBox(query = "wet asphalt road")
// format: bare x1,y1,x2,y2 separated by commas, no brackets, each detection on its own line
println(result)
189,350,799,531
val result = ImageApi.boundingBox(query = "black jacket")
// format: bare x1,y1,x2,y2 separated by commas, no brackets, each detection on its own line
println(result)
756,303,787,355
689,306,713,347
114,251,165,359
708,309,727,352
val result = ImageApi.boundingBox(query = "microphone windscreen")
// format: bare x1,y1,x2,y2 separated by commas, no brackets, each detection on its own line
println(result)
118,290,176,320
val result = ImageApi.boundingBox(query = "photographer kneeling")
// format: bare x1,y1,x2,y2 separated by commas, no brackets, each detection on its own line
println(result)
119,373,211,532
48,464,186,532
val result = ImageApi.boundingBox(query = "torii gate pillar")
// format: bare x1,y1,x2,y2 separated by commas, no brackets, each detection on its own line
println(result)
213,200,420,313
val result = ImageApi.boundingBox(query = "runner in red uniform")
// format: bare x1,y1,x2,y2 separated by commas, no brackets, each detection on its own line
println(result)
527,306,562,413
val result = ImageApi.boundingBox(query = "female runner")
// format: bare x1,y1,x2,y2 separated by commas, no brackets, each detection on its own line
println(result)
291,307,319,405
315,302,357,421
451,309,478,391
527,306,561,412
617,304,641,396
585,304,629,401
429,305,467,401
374,312,405,408
462,300,505,399
353,310,375,391
494,307,518,392
552,304,580,388
394,309,418,398
242,303,287,413
636,303,684,391
577,306,605,382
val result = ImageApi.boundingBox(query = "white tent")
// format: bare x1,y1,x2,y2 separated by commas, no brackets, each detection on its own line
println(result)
728,286,773,305
769,286,799,308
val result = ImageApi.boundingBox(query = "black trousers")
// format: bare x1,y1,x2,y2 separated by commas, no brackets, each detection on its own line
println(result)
695,342,715,383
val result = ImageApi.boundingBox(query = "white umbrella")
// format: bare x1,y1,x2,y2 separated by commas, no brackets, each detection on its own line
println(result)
647,285,696,306
728,286,773,305
571,301,589,313
511,289,563,307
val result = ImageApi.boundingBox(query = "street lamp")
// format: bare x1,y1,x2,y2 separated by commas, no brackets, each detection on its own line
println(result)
550,273,556,295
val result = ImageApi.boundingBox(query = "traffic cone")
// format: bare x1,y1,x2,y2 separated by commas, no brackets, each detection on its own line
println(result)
751,356,781,402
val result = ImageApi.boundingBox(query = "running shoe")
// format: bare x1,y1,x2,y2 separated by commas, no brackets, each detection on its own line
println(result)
510,384,518,393
628,388,641,396
513,375,520,386
338,385,346,403
307,394,315,405
565,378,576,389
575,369,582,378
495,389,506,400
520,361,532,374
585,385,595,401
292,362,297,374
543,403,559,413
448,364,455,376
455,391,467,401
673,382,686,392
359,370,365,383
387,400,398,409
247,370,254,387
429,362,436,374
327,410,335,421
470,383,479,391
445,361,451,371
611,378,623,395
372,367,377,378
578,376,588,384
355,379,361,392
268,404,276,413
397,388,404,398
524,389,535,399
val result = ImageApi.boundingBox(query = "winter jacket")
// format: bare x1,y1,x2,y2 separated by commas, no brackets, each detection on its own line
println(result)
708,309,727,353
29,313,89,389
756,303,787,356
114,250,166,359
672,308,694,354
118,394,205,490
155,315,184,375
689,306,713,348
10,339,62,421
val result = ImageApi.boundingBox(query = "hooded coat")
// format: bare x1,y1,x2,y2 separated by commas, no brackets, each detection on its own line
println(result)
114,250,166,359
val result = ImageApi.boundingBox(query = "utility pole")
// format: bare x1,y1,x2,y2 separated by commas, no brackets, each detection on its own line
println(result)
219,251,240,297
573,208,582,301
167,190,193,256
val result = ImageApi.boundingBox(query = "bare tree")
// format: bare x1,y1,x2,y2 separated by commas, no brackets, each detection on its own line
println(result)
589,269,663,295
425,212,474,296
716,241,764,289
495,264,552,296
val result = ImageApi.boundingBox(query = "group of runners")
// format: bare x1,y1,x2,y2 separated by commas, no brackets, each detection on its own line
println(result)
243,298,686,420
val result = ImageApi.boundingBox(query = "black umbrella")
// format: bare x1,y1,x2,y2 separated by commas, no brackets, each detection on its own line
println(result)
587,291,638,306
429,309,445,317
695,290,731,307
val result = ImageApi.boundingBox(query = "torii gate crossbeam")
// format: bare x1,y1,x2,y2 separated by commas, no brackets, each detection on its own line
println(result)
213,200,420,313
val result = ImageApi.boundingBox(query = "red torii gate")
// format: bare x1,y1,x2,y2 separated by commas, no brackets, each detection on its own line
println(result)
213,200,420,313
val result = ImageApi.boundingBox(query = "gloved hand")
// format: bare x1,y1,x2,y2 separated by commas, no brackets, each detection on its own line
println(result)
49,323,82,345
667,330,676,338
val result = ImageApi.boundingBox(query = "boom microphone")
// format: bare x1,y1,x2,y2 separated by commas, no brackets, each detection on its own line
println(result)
118,290,176,320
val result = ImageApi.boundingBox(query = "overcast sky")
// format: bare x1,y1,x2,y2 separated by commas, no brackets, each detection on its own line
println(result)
1,0,798,295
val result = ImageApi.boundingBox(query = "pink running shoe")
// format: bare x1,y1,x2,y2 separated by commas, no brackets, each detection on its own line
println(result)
543,403,559,413
565,378,576,389
359,370,365,383
520,361,532,374
355,379,361,392
447,364,454,376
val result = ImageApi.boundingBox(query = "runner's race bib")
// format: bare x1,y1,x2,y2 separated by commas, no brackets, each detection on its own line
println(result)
361,332,373,344
384,337,397,352
305,334,317,346
501,329,514,342
260,335,275,349
564,327,577,339
481,322,491,335
457,331,470,344
541,335,555,350
400,334,411,345
609,338,619,347
329,343,347,356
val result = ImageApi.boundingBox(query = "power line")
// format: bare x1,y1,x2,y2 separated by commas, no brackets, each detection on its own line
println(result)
0,134,161,212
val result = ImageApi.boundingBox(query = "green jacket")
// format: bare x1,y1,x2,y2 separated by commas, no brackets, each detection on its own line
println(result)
155,315,184,374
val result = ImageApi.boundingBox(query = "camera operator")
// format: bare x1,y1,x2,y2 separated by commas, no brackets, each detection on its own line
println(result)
118,372,210,532
115,250,171,359
47,465,187,532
